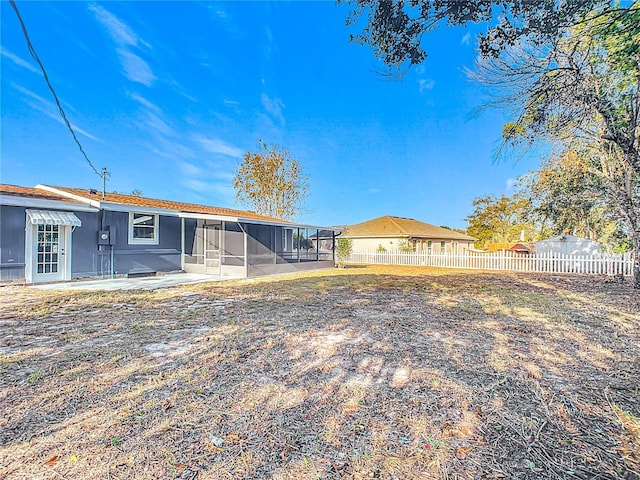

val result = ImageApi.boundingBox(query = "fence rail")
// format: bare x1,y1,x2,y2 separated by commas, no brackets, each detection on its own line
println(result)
344,250,635,276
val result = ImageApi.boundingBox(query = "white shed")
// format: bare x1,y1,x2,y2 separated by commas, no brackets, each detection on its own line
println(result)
533,235,602,256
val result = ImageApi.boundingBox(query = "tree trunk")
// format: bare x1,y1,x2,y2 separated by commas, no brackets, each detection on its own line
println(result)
632,229,640,289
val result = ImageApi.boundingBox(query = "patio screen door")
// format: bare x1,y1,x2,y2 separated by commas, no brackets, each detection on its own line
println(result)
204,224,221,273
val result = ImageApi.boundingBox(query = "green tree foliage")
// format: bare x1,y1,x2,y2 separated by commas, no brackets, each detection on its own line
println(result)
465,194,536,249
519,150,633,252
343,0,628,73
233,140,309,221
336,237,353,267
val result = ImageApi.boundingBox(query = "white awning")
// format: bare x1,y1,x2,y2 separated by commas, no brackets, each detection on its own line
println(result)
26,209,82,227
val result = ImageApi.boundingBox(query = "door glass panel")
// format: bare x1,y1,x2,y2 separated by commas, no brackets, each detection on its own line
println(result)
36,224,60,275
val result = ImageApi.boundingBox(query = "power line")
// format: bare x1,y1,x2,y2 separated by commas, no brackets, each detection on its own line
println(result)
9,0,102,178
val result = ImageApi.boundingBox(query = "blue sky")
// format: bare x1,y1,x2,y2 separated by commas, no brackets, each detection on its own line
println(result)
1,1,540,229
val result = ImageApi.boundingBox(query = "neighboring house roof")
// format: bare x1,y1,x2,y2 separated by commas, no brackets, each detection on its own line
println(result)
487,242,531,253
509,243,530,253
343,215,476,241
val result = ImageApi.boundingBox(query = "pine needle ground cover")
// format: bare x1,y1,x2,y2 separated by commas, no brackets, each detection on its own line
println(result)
1,266,638,479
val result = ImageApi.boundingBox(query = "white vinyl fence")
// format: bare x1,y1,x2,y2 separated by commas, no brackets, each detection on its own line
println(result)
344,250,635,276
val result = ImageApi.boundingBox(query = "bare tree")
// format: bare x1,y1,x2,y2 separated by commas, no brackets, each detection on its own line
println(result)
233,140,309,221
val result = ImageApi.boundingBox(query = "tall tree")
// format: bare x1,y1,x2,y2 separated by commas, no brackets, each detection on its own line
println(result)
483,10,640,284
345,0,640,286
233,140,309,221
519,150,633,252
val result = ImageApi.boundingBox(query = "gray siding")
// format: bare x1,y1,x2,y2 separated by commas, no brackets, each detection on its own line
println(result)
70,211,102,277
0,205,26,282
1,206,183,282
93,211,181,276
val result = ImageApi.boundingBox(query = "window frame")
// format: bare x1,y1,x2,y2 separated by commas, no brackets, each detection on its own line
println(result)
128,212,159,245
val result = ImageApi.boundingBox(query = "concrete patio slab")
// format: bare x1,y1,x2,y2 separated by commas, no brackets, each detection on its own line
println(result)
31,273,235,291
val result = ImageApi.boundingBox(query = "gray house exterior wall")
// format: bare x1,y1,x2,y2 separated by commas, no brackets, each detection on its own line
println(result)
95,211,181,276
0,205,27,282
0,206,184,283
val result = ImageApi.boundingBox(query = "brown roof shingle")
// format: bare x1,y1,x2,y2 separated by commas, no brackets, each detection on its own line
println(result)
0,184,83,203
42,186,288,222
343,215,476,241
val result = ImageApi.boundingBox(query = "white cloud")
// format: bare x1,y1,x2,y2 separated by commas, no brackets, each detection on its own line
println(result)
117,49,155,86
461,32,471,45
183,178,233,198
506,178,516,192
418,78,435,93
261,93,285,125
148,139,195,160
11,84,99,141
1,47,39,73
183,179,211,193
88,4,155,86
178,161,204,177
88,4,149,48
128,92,162,113
195,137,243,158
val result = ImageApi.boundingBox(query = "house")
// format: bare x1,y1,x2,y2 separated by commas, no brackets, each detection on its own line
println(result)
341,215,476,253
533,234,602,256
487,242,531,254
0,184,339,284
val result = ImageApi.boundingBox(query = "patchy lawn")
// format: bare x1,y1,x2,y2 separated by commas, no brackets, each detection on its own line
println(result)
1,266,639,480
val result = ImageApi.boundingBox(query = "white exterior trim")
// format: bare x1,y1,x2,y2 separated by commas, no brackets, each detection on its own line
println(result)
127,212,160,245
178,212,240,222
0,195,96,212
26,210,82,227
25,220,73,284
36,184,101,208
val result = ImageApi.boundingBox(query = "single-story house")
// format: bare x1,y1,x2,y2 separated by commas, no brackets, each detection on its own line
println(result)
341,215,476,253
0,184,340,284
533,234,602,256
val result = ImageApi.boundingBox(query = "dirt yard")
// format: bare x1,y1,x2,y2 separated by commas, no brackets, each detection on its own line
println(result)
1,266,639,479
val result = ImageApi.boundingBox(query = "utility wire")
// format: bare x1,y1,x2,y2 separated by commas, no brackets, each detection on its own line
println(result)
10,0,102,178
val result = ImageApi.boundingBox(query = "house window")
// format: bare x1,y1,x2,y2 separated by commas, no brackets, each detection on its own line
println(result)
128,212,159,244
440,240,446,252
427,240,432,253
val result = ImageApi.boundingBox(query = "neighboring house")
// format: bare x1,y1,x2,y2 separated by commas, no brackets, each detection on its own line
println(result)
533,234,602,256
341,215,476,253
508,243,531,254
487,243,531,254
0,184,339,284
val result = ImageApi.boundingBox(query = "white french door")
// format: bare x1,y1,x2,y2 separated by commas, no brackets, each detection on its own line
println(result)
32,224,69,283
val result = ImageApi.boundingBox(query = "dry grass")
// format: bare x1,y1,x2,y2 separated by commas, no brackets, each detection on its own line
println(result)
1,265,639,479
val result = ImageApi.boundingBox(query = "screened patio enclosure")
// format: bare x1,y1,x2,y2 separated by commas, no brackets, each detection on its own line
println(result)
181,215,337,278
